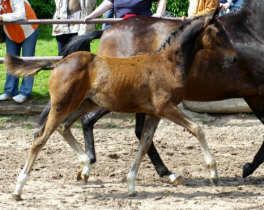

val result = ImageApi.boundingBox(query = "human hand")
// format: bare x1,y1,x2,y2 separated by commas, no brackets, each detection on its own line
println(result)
220,2,231,10
152,13,162,18
84,15,92,23
0,16,3,22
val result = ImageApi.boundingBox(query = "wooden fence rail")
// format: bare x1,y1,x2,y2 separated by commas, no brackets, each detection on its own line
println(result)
1,17,184,25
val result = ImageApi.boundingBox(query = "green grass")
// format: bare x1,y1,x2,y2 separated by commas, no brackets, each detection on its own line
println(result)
0,25,100,104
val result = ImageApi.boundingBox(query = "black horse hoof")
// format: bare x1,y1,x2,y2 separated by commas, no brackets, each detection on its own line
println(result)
242,163,254,178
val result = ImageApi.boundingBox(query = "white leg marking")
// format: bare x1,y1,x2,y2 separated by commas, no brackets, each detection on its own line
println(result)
127,171,136,195
79,154,91,178
197,127,218,179
13,169,29,196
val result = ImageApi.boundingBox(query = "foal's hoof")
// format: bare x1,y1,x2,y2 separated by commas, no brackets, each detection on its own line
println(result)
242,163,254,178
76,169,89,183
12,194,22,201
76,168,82,181
169,174,183,185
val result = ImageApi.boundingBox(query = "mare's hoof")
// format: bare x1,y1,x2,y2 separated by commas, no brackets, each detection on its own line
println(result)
12,194,22,201
128,192,137,197
169,174,183,185
242,163,253,178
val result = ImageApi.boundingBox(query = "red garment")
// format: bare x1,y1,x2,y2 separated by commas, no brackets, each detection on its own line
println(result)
122,14,136,19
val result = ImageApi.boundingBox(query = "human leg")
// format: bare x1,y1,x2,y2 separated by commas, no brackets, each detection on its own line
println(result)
1,37,21,97
17,28,40,98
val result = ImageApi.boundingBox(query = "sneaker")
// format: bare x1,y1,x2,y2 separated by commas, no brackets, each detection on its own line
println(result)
0,93,12,101
13,94,27,104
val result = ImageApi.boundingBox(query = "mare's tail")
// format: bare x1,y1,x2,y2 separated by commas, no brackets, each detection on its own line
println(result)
4,54,55,77
61,30,104,57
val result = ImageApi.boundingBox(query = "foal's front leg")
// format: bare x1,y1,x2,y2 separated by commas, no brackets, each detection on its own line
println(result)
127,115,160,196
135,113,182,184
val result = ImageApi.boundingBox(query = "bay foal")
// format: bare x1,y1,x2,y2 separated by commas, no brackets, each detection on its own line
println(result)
7,13,236,200
42,16,184,183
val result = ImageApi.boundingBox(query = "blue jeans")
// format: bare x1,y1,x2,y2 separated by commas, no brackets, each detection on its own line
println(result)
102,8,114,30
4,28,39,97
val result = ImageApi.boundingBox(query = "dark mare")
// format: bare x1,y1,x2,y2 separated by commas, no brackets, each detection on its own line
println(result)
63,0,264,179
218,0,264,177
7,12,235,200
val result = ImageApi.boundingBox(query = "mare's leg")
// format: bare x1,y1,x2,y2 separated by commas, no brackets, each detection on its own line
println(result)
243,96,264,177
127,115,160,196
81,109,110,164
159,103,218,184
135,113,180,183
12,108,67,201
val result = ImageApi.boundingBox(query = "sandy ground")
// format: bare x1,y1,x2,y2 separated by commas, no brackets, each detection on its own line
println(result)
1,107,264,209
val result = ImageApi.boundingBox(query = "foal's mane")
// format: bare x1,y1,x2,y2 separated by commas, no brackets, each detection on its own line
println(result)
157,15,204,52
156,10,221,78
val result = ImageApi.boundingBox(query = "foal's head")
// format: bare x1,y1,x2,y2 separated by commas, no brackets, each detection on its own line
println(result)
159,9,237,76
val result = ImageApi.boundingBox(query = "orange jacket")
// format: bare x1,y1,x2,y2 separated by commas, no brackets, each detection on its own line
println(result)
1,0,38,43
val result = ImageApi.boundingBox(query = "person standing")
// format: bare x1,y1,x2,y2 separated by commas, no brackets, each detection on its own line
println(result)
78,0,96,35
53,0,81,55
84,0,167,21
53,0,97,55
0,0,39,103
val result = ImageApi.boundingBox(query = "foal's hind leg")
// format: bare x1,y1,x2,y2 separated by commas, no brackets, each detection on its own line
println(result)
12,109,65,201
57,100,99,182
160,104,218,184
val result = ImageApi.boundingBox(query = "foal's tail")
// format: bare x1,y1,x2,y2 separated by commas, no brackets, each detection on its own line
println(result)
61,30,104,57
4,54,55,77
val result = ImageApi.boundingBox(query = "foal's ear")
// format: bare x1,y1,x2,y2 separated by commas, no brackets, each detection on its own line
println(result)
203,7,220,27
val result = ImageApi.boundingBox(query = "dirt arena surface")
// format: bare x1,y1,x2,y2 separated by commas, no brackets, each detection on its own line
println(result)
1,106,264,209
